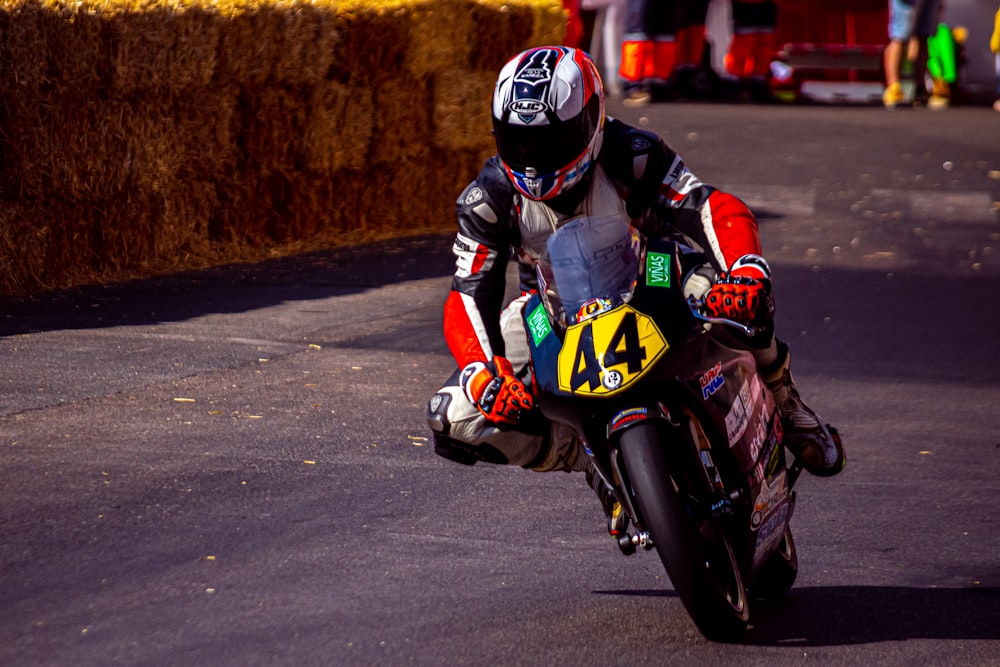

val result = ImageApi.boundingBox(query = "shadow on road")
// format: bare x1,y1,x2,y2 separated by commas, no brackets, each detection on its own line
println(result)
5,230,1000,388
745,584,1000,645
0,232,456,338
596,585,1000,644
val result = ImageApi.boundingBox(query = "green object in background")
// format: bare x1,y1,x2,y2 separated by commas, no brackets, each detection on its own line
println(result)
927,23,957,83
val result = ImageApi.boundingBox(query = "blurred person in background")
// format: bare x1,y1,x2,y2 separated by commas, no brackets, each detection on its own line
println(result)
883,0,945,108
725,0,778,98
922,22,963,108
672,0,717,98
584,0,627,97
619,0,719,104
992,3,1000,111
619,0,678,105
563,0,585,49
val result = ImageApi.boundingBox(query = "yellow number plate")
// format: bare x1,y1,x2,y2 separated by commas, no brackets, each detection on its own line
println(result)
557,305,668,396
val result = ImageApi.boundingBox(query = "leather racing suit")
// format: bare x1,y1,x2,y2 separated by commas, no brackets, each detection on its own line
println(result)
426,116,770,471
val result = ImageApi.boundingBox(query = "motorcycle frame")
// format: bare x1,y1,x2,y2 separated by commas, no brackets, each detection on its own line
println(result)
523,238,796,580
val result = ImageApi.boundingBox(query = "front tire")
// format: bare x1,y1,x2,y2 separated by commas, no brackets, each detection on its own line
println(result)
620,422,749,641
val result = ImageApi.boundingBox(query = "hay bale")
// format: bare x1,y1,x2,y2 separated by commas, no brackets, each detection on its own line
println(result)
1,93,132,200
0,0,570,296
404,0,474,77
37,2,108,94
273,171,363,242
527,0,568,46
432,69,495,153
0,203,49,294
302,79,375,175
154,179,218,256
125,90,239,187
359,150,480,234
465,0,541,70
269,3,339,87
371,76,433,165
0,1,49,95
109,5,221,95
323,2,411,85
214,1,339,88
39,194,160,284
240,85,311,178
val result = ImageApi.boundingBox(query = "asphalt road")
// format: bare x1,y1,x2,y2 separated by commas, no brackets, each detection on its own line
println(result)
2,101,999,666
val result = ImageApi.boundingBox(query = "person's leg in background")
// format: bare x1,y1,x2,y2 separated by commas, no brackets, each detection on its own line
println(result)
583,0,626,97
884,0,927,108
621,0,677,105
725,0,777,101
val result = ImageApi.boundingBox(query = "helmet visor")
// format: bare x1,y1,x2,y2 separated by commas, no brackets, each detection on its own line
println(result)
493,94,601,176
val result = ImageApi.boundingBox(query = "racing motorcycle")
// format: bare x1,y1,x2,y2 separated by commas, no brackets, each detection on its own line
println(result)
524,214,802,640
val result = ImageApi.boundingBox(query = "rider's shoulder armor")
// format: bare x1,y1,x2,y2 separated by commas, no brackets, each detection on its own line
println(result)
455,156,519,244
599,118,678,214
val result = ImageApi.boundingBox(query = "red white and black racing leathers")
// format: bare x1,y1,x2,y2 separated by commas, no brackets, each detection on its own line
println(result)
429,115,844,476
443,116,766,371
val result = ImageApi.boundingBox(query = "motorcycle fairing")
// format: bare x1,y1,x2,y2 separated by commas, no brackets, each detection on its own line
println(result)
524,293,562,395
607,401,674,438
556,304,669,396
751,494,791,570
676,340,779,486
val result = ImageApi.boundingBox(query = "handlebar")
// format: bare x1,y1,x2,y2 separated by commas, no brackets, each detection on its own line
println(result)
687,297,757,337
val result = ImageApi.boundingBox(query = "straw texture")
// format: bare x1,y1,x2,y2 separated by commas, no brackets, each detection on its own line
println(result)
0,0,566,295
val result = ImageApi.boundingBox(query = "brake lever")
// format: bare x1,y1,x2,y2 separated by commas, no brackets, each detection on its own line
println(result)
687,296,757,337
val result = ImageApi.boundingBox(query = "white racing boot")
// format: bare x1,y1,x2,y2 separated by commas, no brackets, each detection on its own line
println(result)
761,342,846,477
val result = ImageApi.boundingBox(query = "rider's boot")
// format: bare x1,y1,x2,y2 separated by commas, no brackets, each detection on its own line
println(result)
760,340,846,477
531,423,627,536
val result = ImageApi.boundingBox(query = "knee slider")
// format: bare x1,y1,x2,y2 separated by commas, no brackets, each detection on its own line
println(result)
427,388,510,466
433,434,509,465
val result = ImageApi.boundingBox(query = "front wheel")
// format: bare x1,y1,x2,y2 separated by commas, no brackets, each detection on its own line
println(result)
620,422,749,641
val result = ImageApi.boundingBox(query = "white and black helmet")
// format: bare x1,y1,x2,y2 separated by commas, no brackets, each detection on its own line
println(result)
492,46,605,201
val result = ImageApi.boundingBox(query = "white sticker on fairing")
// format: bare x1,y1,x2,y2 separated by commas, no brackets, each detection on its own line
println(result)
724,374,763,446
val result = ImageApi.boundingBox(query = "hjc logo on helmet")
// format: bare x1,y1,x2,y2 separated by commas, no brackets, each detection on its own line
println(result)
509,99,547,117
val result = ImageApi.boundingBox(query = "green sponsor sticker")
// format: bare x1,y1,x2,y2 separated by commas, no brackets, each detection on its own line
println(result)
646,251,671,288
526,302,552,346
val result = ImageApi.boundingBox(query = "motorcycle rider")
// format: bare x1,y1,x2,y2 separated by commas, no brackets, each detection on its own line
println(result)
426,46,845,533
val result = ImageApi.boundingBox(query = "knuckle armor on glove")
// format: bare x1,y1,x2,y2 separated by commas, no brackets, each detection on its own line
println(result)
460,356,534,425
705,275,773,326
704,254,775,328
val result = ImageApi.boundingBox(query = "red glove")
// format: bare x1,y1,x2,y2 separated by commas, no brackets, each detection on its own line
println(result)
704,272,773,327
460,356,534,425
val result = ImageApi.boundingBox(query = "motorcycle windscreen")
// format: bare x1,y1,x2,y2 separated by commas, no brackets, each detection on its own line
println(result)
537,215,641,327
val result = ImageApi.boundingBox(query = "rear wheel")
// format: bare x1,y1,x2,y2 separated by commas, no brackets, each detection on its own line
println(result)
620,422,749,641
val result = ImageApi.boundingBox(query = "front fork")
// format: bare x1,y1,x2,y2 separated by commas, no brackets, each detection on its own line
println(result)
597,403,682,555
601,403,746,556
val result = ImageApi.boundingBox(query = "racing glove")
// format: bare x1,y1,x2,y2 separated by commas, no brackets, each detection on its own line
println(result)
460,356,534,426
704,272,774,328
